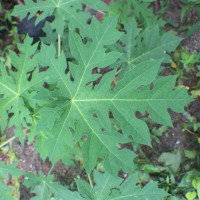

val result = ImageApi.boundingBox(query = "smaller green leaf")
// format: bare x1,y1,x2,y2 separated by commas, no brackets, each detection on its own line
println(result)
186,191,197,200
0,163,23,179
158,151,182,173
23,172,83,200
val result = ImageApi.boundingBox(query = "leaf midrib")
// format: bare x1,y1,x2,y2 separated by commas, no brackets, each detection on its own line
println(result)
129,37,180,64
73,98,186,102
72,19,117,99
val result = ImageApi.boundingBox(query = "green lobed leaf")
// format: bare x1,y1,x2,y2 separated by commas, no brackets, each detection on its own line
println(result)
12,0,108,35
109,0,165,27
28,11,192,174
120,19,182,64
76,171,169,200
23,172,83,200
0,37,43,141
3,0,192,176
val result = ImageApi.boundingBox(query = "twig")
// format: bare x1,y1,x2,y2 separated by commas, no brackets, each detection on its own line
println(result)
48,163,54,176
87,173,93,188
0,136,16,149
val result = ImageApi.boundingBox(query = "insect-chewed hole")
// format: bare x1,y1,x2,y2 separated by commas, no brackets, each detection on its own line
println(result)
150,82,154,90
70,74,74,81
101,128,106,132
27,68,36,81
118,169,129,180
92,112,97,118
108,111,114,119
39,66,49,72
135,111,149,119
11,65,18,72
75,28,80,35
117,129,122,134
27,71,33,81
8,112,14,118
81,134,88,142
65,67,69,74
86,17,92,24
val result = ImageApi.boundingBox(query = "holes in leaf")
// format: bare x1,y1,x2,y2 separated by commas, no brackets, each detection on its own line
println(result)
118,22,126,32
108,111,114,119
135,111,149,119
86,75,103,89
101,128,106,132
75,27,80,35
66,57,78,82
92,112,97,118
111,66,122,90
27,67,36,81
117,129,122,134
140,37,144,43
135,111,142,118
11,65,18,72
65,66,69,74
39,66,49,72
74,27,92,44
135,111,148,119
82,37,90,44
118,40,126,48
86,66,113,89
81,134,88,142
43,82,57,90
70,75,74,82
150,82,154,90
8,112,14,118
43,82,49,89
120,143,133,151
86,17,92,24
27,71,33,81
118,170,129,180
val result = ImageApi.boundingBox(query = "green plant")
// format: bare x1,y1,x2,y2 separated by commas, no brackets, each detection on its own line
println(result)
180,0,200,38
0,0,192,199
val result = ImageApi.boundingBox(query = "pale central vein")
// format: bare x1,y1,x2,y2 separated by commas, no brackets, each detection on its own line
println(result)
73,98,186,102
73,20,115,99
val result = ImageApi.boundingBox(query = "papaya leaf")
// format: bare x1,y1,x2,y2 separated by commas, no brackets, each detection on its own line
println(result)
30,15,192,175
23,172,83,200
0,37,43,141
12,0,108,35
121,19,182,64
76,171,169,200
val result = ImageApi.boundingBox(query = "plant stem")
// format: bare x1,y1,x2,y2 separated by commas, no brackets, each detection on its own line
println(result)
58,34,61,57
48,164,54,176
185,128,197,137
0,136,16,148
87,173,93,188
